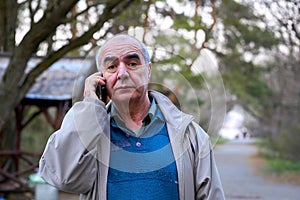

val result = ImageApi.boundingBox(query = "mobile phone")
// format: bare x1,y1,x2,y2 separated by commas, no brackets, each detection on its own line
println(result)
100,84,107,103
95,84,107,103
95,73,107,103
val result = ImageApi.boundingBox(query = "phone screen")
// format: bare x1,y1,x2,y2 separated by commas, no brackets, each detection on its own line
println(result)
100,85,107,103
95,84,107,103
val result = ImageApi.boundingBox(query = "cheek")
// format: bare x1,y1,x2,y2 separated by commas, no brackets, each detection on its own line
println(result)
103,74,116,95
141,71,151,85
133,75,150,89
135,68,150,82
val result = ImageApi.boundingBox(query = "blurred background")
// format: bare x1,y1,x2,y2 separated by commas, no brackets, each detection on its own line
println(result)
0,0,299,199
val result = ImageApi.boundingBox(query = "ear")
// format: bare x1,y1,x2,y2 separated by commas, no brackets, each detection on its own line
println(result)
147,62,152,81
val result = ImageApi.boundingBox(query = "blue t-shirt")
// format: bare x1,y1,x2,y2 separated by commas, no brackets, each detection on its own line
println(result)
107,102,179,200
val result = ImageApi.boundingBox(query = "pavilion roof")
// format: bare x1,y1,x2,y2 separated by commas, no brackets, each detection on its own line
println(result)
0,53,95,101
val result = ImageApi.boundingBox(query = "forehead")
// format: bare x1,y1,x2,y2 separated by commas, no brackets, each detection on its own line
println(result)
100,36,144,62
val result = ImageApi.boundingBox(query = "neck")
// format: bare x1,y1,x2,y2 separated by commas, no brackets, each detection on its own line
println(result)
113,93,151,130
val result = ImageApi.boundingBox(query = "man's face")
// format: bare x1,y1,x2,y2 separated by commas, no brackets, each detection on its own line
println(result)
99,36,151,103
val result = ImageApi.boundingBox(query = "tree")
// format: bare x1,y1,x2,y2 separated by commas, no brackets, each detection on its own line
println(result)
213,0,278,111
143,0,226,136
0,0,133,170
210,0,300,160
258,0,300,160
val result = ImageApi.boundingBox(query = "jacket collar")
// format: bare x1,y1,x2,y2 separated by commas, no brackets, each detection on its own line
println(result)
105,90,194,132
149,90,194,129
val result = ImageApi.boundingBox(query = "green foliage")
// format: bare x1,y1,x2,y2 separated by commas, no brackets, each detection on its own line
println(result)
268,159,300,174
150,31,204,88
172,14,206,31
112,1,147,31
257,124,300,171
220,0,279,52
221,0,254,20
21,107,53,153
256,138,300,174
215,0,279,119
243,27,279,49
274,124,300,161
172,15,194,30
222,59,273,112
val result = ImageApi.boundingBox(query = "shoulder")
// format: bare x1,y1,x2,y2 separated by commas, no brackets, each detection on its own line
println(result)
149,90,192,121
186,121,211,156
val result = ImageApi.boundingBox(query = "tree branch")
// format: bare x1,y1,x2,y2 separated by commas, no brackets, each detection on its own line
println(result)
29,0,42,28
291,23,300,41
201,0,217,50
2,0,79,91
19,0,133,96
62,2,104,24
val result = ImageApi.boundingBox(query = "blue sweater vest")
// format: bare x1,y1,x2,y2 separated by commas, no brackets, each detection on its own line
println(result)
107,123,179,200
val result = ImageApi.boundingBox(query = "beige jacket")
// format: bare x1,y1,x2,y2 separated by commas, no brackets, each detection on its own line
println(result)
39,91,225,200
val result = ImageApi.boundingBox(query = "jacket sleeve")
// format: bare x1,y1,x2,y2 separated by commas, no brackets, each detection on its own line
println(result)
38,97,110,194
189,122,225,200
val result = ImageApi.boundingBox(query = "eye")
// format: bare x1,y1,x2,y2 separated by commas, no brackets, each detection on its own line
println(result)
106,65,117,72
128,62,138,68
126,59,141,69
108,65,116,69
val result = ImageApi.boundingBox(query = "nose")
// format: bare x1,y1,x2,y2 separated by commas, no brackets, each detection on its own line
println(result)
117,62,129,80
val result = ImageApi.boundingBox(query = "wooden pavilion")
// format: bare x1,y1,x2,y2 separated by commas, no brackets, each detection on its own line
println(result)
0,53,92,193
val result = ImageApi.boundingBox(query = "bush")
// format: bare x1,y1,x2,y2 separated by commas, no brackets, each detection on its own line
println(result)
269,158,300,174
256,138,300,175
274,124,300,161
21,109,53,153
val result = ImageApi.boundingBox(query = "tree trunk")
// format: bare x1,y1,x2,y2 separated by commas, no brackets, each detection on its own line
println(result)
0,0,19,166
0,0,18,52
0,112,17,177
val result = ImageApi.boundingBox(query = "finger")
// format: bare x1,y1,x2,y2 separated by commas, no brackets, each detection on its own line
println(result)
87,72,103,85
96,72,106,86
84,73,104,98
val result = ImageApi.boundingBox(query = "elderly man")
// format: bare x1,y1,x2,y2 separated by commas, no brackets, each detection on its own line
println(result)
39,34,225,200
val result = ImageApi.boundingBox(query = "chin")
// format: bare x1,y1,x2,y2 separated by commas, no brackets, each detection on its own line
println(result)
113,92,143,103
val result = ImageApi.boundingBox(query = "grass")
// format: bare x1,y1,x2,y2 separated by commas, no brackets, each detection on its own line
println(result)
255,138,300,175
268,158,300,174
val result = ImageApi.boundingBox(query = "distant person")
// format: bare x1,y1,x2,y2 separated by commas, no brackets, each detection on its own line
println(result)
241,127,249,139
39,34,225,199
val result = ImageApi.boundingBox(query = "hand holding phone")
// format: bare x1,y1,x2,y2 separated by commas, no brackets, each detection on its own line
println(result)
84,72,107,102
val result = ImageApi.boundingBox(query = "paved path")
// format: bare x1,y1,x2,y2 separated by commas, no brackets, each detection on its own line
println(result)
214,139,300,200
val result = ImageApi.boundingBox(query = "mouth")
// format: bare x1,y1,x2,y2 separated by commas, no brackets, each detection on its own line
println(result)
114,86,135,91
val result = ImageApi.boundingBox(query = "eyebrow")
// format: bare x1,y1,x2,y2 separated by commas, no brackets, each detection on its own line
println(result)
103,56,118,64
103,53,140,65
124,53,140,60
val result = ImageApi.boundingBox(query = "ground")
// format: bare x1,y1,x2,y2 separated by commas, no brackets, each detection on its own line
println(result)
214,139,300,200
249,149,300,185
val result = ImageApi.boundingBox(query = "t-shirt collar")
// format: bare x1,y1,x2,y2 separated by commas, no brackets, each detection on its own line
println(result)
110,96,157,125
